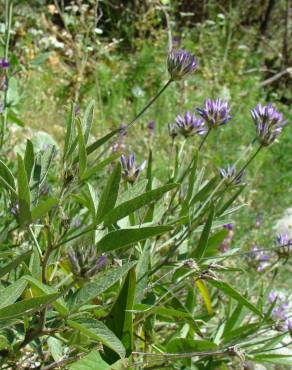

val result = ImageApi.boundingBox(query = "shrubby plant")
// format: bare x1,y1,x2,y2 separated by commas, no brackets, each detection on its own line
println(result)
0,19,291,370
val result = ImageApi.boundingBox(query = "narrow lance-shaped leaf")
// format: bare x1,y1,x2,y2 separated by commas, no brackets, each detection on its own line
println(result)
195,278,213,314
83,99,94,144
0,279,28,309
0,250,32,279
63,102,76,162
0,293,59,321
95,162,121,223
68,319,125,359
24,139,35,182
17,154,32,225
102,183,178,226
207,277,262,317
76,118,87,178
31,197,59,222
81,152,120,181
0,159,16,192
217,185,246,216
70,261,137,308
97,225,172,253
192,205,215,259
104,268,136,363
23,275,68,316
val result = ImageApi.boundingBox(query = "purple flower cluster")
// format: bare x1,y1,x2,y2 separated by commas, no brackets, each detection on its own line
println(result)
167,49,198,81
275,232,292,258
172,111,207,138
247,245,270,272
268,291,292,332
0,58,10,69
219,164,244,185
219,224,234,252
197,98,232,129
68,245,107,279
120,153,146,184
251,103,287,146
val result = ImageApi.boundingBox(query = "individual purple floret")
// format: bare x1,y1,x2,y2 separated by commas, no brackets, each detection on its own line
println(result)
268,291,291,331
251,103,287,146
275,232,292,258
219,224,234,252
167,49,198,81
147,120,155,132
247,245,270,272
174,111,207,138
0,58,10,69
197,98,232,129
120,153,146,184
112,123,127,152
219,164,244,185
97,254,107,270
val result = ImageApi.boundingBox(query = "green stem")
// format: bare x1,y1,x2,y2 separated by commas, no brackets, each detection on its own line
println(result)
1,0,13,147
126,79,173,130
198,129,210,151
233,144,263,184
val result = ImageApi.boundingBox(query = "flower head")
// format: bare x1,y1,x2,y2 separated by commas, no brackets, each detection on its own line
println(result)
0,58,10,69
120,153,146,183
174,111,207,138
197,98,232,129
247,245,270,272
268,291,291,331
219,164,244,185
275,232,292,258
68,244,107,279
167,49,198,81
251,103,287,146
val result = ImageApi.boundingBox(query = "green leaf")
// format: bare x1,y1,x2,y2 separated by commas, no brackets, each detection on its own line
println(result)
31,197,59,222
83,100,94,144
17,154,31,225
102,183,178,226
193,206,215,259
223,303,243,336
250,353,292,365
63,102,76,161
207,278,262,317
0,159,16,191
69,350,110,370
166,338,218,353
24,139,35,182
85,129,119,158
190,176,217,206
68,318,125,359
81,153,120,181
76,119,87,177
95,162,121,223
217,185,246,216
134,243,151,304
0,279,27,309
0,250,32,279
0,293,59,320
195,278,213,314
23,275,68,316
97,226,172,253
70,261,136,309
105,268,135,363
